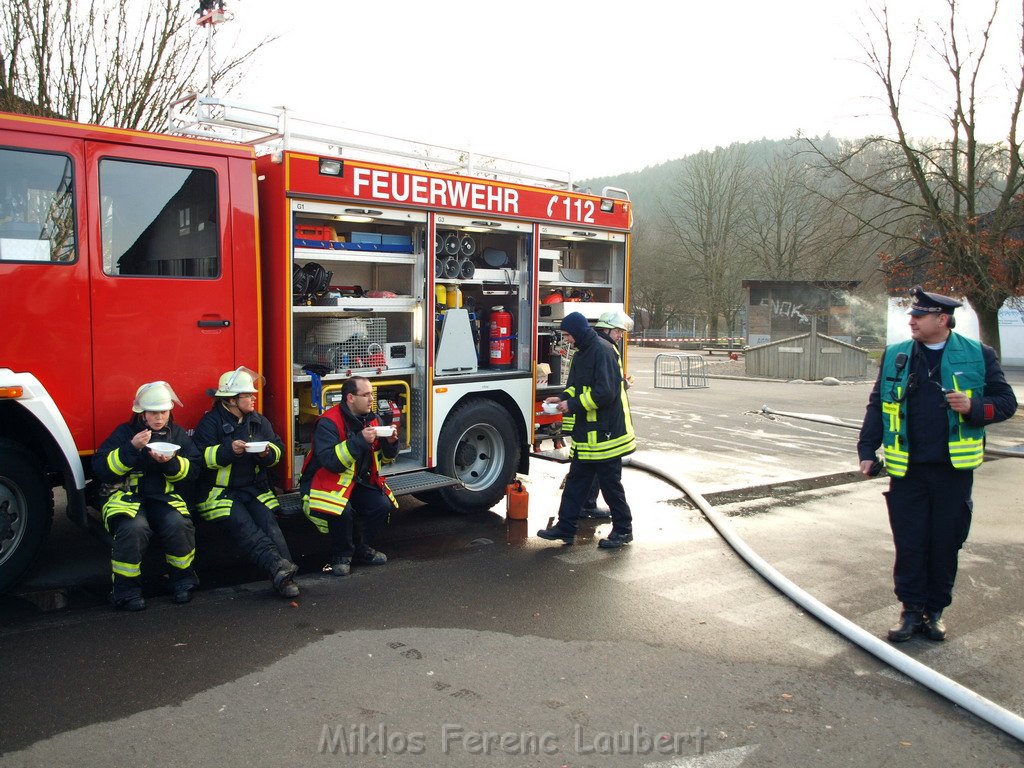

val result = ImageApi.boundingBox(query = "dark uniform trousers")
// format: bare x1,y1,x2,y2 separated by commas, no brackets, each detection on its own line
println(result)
327,484,391,559
217,491,293,576
884,463,973,610
556,457,632,536
110,501,198,600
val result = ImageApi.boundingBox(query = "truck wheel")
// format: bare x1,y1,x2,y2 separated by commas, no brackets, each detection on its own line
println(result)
0,440,54,593
432,399,519,513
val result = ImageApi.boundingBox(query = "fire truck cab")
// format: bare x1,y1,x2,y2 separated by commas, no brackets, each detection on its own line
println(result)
0,101,631,592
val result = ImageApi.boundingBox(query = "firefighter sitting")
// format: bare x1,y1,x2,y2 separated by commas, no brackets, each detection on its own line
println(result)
299,375,399,576
92,382,200,611
193,367,300,598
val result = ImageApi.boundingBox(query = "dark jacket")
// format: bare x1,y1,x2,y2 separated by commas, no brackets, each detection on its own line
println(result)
561,324,636,461
92,416,199,522
193,403,285,495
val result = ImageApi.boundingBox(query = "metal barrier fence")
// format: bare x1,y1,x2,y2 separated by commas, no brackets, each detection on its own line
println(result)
654,353,709,389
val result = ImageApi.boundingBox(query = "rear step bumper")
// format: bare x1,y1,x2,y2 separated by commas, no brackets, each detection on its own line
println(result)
277,470,461,515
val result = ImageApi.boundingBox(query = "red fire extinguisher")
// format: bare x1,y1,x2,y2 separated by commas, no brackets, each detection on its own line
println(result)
489,306,515,369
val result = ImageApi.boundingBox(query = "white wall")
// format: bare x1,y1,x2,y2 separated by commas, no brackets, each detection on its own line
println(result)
887,298,1024,366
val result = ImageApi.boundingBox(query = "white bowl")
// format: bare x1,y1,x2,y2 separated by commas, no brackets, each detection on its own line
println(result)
147,442,179,457
541,402,560,414
244,441,270,453
374,425,395,438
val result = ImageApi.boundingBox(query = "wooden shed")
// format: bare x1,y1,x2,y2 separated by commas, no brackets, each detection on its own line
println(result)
745,318,868,380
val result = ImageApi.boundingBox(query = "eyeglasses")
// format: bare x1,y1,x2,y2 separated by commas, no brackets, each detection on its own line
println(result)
236,393,258,400
355,391,374,398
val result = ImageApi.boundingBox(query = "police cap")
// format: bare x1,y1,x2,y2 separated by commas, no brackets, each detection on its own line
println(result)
908,285,962,317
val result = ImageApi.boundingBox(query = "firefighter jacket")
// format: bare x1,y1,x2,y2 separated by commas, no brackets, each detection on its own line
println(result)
92,417,199,530
193,403,285,521
299,403,399,532
858,333,1017,477
559,325,636,461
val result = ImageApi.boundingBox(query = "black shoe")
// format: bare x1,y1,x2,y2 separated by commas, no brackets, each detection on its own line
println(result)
273,560,299,589
536,526,575,544
330,557,351,577
173,589,193,605
887,605,924,642
112,595,146,612
598,531,633,549
923,610,946,641
274,577,300,598
354,548,387,566
579,506,612,520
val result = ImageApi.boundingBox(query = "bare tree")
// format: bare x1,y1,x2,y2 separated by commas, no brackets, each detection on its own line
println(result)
0,0,274,131
811,0,1024,353
628,214,687,336
745,146,874,282
660,145,754,339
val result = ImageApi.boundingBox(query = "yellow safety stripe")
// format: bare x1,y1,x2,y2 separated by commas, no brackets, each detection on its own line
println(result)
266,442,282,467
302,497,330,534
257,490,281,510
107,448,131,476
165,549,195,570
166,456,190,483
204,445,226,469
112,559,141,578
308,488,349,516
579,386,598,412
334,441,356,469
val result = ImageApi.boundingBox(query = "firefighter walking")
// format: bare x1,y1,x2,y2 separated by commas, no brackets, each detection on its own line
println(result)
92,382,199,611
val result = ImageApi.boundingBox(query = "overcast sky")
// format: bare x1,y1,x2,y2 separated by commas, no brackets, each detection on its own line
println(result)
226,0,1022,179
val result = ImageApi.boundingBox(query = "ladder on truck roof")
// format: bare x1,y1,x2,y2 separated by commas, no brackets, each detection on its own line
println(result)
167,94,577,191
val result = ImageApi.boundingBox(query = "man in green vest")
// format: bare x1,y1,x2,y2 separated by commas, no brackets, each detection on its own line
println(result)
858,286,1017,642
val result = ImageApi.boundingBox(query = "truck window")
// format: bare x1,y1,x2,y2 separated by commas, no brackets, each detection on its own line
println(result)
99,158,219,278
0,148,76,263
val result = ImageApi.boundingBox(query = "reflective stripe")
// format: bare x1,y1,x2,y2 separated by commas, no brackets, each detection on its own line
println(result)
102,491,141,529
166,549,195,570
107,448,131,476
266,442,282,467
204,444,225,469
303,496,330,534
198,487,233,520
949,438,984,470
166,456,190,483
112,559,141,578
334,441,355,468
308,488,349,516
257,490,281,510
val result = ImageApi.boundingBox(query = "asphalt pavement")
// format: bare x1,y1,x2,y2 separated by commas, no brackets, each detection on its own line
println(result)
2,347,1023,766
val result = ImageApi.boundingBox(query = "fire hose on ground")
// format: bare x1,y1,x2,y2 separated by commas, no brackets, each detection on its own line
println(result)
620,424,1024,743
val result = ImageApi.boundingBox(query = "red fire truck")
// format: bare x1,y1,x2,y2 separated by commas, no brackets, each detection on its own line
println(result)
0,99,632,591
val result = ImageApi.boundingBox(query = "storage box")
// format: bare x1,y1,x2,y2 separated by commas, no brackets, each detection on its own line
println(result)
381,234,412,248
384,342,412,368
350,232,382,245
538,301,625,321
294,224,335,241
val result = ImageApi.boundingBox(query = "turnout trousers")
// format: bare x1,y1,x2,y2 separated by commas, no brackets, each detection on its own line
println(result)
216,492,293,577
555,457,632,536
884,463,974,611
327,484,392,560
109,500,198,601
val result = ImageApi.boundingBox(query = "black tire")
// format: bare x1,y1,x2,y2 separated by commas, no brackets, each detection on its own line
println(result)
0,439,54,593
433,399,519,513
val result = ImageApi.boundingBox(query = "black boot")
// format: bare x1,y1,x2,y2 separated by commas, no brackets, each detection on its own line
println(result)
887,605,924,642
923,610,946,641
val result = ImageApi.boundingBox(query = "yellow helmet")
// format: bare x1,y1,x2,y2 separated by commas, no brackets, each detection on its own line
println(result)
132,381,182,413
214,366,264,397
595,309,634,332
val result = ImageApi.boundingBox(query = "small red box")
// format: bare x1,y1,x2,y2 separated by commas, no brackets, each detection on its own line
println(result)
294,225,335,241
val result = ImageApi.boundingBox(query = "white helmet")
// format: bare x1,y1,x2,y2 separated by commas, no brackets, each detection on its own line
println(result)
595,309,634,332
132,381,182,413
214,366,264,397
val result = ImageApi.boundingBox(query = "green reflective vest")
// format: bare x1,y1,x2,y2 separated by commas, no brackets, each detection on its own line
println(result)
880,334,986,477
